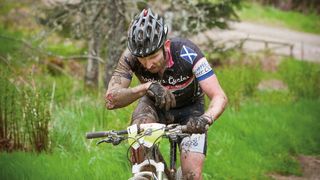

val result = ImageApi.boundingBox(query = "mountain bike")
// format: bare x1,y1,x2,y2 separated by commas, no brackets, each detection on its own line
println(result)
86,123,190,180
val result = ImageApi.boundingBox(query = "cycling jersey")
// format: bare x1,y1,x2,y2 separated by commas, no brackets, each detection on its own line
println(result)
113,37,214,108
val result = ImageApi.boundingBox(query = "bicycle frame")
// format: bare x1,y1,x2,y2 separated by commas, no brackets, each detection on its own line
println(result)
128,123,180,180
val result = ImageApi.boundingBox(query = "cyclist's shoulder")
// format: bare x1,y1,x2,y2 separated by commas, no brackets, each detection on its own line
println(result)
119,49,139,64
117,49,140,71
121,48,136,60
170,37,198,47
169,37,204,65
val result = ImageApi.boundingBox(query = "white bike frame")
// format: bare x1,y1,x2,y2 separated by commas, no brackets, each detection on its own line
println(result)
131,159,165,180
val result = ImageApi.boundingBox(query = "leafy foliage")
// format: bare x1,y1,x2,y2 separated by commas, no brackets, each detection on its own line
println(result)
36,0,241,87
154,0,241,36
249,0,320,14
238,2,320,34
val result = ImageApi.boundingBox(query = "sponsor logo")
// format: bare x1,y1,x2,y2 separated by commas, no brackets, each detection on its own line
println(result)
141,75,190,86
193,58,212,78
168,75,189,85
140,76,163,83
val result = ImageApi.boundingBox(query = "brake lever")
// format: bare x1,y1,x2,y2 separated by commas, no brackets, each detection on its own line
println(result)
112,136,124,146
166,125,190,140
96,138,113,145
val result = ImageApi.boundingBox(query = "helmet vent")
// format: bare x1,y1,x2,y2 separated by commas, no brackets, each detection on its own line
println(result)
128,8,168,57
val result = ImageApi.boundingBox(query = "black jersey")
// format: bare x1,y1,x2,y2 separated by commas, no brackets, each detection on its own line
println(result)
113,37,214,108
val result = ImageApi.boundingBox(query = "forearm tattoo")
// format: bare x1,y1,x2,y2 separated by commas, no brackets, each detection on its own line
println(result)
110,76,122,86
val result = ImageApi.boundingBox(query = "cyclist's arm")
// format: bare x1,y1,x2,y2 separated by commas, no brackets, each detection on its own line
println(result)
197,60,228,124
105,49,152,109
105,76,152,109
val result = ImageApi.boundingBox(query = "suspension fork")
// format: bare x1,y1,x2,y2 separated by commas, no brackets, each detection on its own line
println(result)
154,140,177,180
169,138,177,179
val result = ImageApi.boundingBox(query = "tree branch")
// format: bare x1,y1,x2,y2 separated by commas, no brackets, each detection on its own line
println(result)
0,34,105,64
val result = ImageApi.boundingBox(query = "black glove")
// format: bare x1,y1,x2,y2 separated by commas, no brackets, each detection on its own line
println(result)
185,115,211,134
147,82,176,111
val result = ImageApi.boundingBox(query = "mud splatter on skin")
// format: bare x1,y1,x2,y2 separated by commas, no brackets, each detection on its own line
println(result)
184,171,196,180
132,106,158,123
132,116,155,125
105,89,124,109
105,93,115,109
106,76,123,109
111,76,122,85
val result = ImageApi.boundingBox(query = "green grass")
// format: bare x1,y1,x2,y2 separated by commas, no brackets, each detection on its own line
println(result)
238,2,320,34
205,98,320,179
1,97,319,179
44,38,85,56
2,51,319,179
0,148,132,180
0,26,24,56
278,58,320,99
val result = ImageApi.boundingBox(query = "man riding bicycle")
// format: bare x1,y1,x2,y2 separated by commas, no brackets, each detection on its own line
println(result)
105,8,227,180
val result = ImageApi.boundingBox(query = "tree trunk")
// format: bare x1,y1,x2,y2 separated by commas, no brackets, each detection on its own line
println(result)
85,32,100,88
104,0,126,89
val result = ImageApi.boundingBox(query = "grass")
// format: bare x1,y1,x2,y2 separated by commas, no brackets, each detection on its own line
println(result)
0,26,24,57
278,58,320,99
0,96,319,179
205,98,320,179
2,49,319,179
0,148,132,180
238,2,320,34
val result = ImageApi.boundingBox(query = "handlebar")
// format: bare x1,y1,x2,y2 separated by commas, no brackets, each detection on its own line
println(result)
86,124,189,146
86,124,188,139
86,129,129,139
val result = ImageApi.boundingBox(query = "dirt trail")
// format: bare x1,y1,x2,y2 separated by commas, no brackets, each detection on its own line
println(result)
270,156,320,180
192,21,320,62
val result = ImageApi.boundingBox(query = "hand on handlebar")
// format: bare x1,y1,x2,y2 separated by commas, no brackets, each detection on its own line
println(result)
147,82,176,111
184,115,211,134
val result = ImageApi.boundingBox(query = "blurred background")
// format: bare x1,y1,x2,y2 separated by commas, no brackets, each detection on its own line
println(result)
0,0,319,179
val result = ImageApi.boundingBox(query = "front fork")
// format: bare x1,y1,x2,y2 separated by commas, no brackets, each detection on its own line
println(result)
170,139,177,179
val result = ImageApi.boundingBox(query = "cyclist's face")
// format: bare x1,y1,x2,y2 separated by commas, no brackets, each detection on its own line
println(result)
137,49,165,73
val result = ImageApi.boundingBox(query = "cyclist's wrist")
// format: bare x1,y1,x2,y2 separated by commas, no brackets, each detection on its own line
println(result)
145,82,153,91
203,113,215,125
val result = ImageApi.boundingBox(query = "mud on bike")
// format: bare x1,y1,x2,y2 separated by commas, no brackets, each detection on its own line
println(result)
86,123,191,180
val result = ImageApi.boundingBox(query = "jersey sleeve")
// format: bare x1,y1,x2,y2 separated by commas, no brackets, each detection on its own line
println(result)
192,57,214,81
112,49,134,80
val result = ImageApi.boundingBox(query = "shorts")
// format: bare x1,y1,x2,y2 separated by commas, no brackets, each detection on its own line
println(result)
131,95,207,155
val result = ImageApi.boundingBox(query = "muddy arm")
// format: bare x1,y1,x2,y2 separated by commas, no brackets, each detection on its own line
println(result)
105,76,152,109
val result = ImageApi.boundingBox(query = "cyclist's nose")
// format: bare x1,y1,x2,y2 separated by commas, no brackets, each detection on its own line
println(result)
146,61,153,70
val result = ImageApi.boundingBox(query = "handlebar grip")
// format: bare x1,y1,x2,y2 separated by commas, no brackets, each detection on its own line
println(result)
86,131,109,139
86,129,128,139
117,129,128,135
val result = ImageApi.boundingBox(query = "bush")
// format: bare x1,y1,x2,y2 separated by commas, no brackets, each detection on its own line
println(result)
279,58,320,99
0,69,51,152
217,64,262,110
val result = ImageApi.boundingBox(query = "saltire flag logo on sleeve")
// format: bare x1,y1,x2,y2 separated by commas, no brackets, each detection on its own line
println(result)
180,45,197,64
